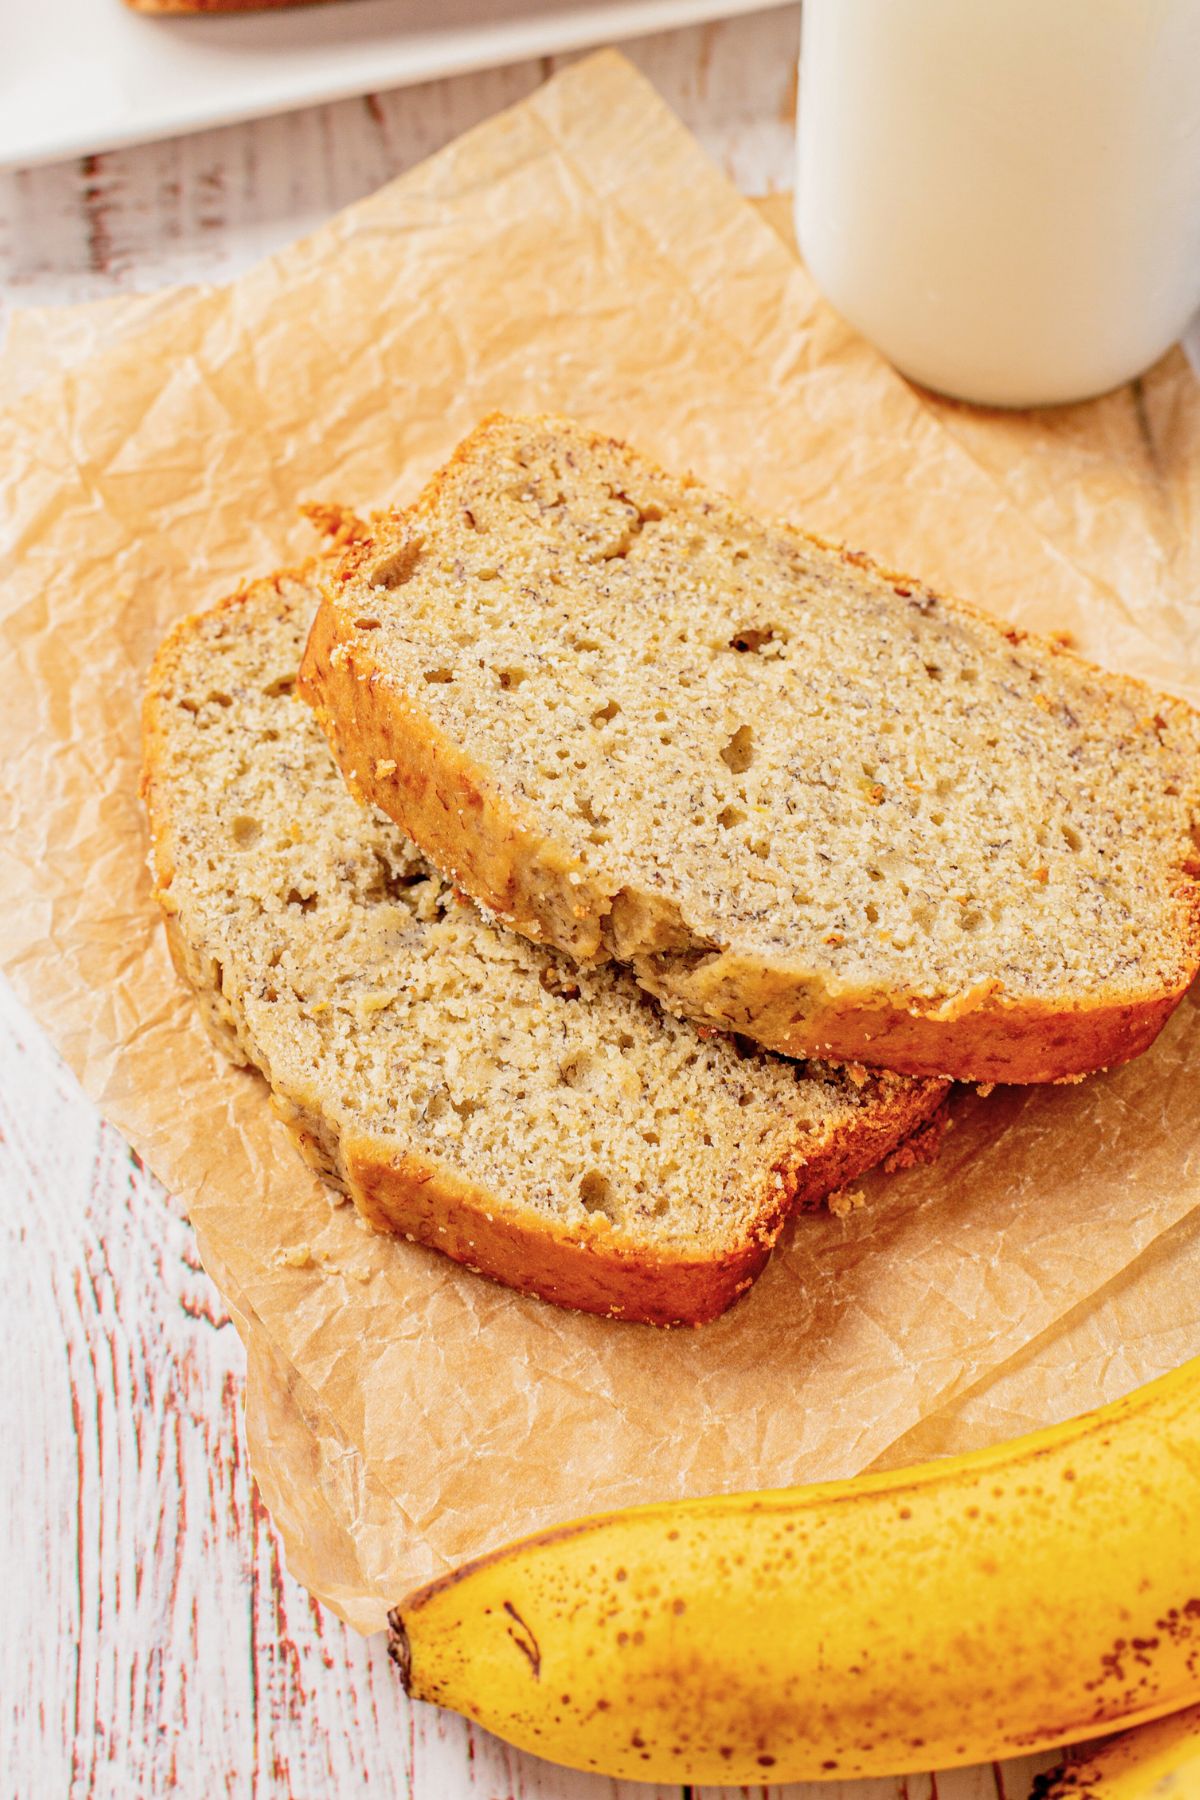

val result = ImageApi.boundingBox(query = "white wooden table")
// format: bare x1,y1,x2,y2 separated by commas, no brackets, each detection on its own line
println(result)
1,10,1059,1795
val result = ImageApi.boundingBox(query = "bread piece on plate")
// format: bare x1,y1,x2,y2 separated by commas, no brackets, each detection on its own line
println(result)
142,565,946,1326
124,2,337,13
300,412,1200,1085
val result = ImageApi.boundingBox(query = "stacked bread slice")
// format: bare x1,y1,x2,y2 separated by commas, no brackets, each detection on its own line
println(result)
300,414,1200,1085
145,415,1200,1322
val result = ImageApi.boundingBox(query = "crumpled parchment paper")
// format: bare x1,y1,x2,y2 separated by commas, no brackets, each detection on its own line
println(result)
3,52,1199,1633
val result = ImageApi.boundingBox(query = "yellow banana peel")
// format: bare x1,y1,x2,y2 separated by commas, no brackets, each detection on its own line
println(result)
388,1354,1200,1785
1032,1701,1200,1798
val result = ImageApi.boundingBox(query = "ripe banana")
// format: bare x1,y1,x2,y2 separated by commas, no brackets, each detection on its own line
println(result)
387,1355,1200,1785
1033,1702,1200,1798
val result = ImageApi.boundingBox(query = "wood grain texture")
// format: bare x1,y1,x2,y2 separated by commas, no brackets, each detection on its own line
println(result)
0,10,1058,1796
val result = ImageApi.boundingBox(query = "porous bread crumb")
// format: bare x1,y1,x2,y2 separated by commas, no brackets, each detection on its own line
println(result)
279,1244,313,1268
142,569,944,1325
303,413,1200,1083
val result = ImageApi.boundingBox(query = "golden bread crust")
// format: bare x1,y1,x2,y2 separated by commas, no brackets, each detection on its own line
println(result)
338,1079,944,1328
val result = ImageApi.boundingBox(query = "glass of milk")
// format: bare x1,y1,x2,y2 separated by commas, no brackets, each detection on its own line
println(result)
795,0,1200,406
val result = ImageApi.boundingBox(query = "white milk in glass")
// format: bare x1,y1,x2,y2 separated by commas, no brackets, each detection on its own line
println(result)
796,0,1200,406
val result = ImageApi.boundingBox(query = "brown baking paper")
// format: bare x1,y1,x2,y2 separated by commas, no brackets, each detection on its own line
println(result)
4,52,1200,1636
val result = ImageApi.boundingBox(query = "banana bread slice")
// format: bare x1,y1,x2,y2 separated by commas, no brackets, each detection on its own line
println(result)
300,413,1200,1083
142,565,945,1326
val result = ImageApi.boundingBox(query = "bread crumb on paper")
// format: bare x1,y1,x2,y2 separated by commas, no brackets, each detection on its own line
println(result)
827,1186,866,1220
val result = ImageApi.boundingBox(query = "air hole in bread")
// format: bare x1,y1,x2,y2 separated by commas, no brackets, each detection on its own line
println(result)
495,666,527,690
1062,824,1083,851
717,805,745,830
263,675,296,696
721,725,755,775
231,815,261,849
285,887,317,912
537,964,580,1000
423,667,455,684
559,1052,591,1089
591,699,620,726
368,541,422,589
364,851,426,907
728,624,787,655
353,618,381,632
208,691,233,708
579,1171,615,1214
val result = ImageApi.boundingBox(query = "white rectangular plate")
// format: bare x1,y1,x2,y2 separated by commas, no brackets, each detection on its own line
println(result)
2,0,792,172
